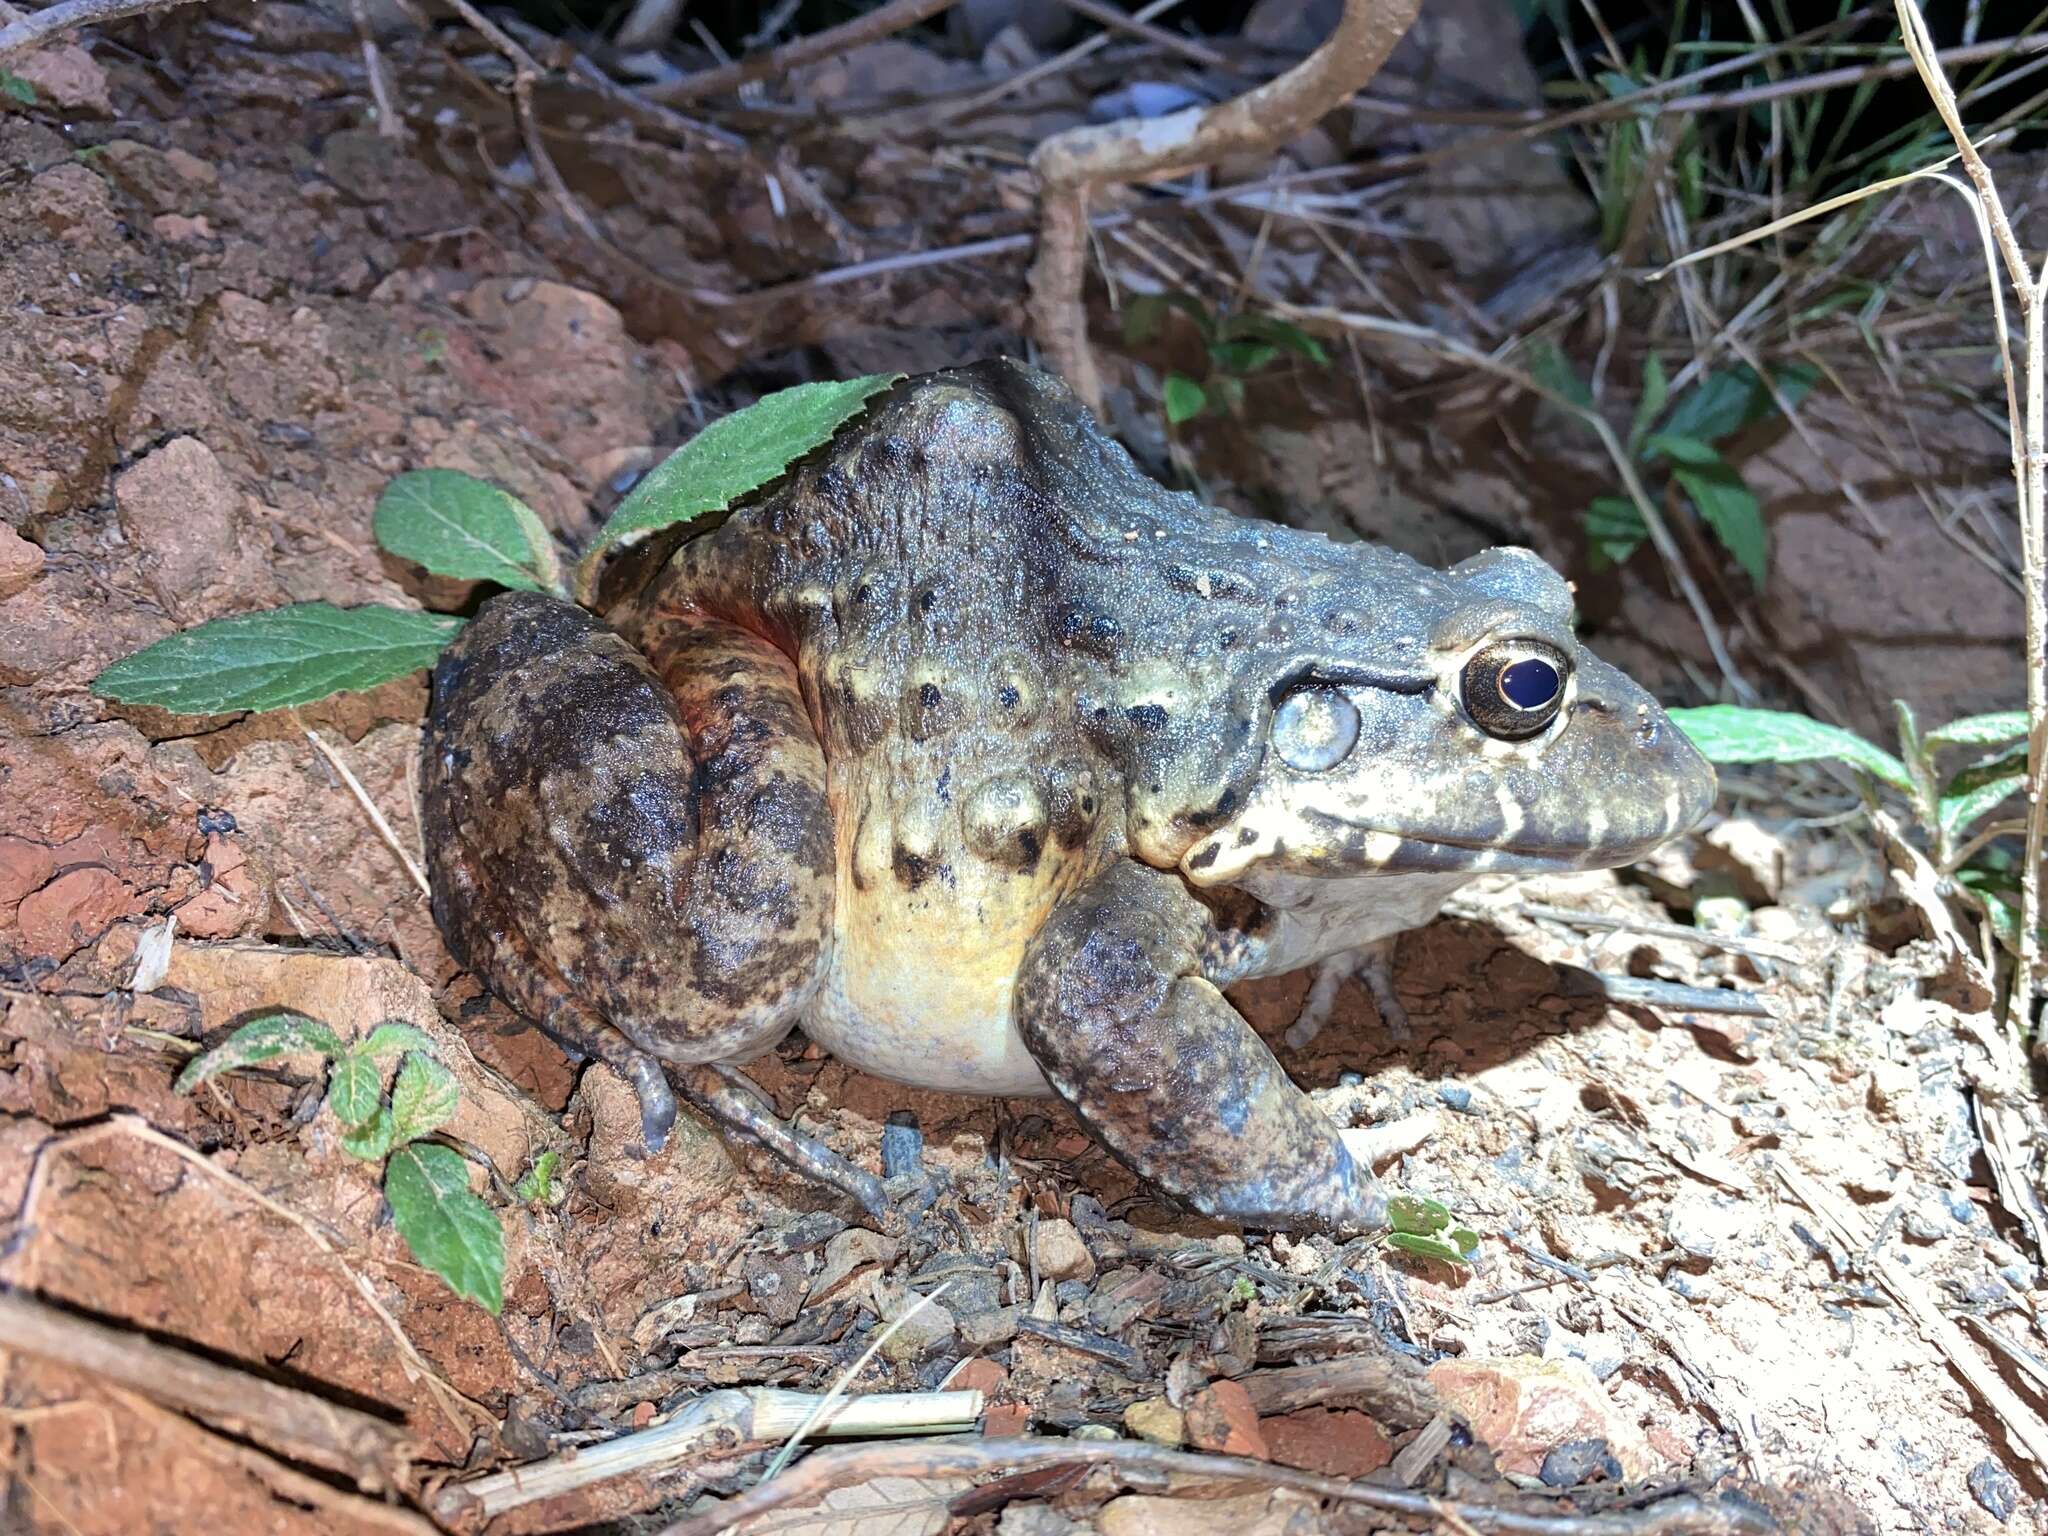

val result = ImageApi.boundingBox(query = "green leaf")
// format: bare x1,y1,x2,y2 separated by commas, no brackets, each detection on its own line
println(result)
1219,313,1329,365
1,69,36,105
1386,1194,1453,1238
386,1143,504,1313
339,1106,395,1161
1210,339,1281,375
175,1010,345,1093
1122,291,1214,346
577,375,899,592
1667,705,1912,792
357,1022,439,1061
1647,436,1768,586
1657,363,1818,445
389,1053,460,1145
373,470,561,595
1163,373,1208,424
1386,1232,1474,1268
326,1049,384,1128
1944,741,2028,799
1940,775,2023,840
1584,496,1648,568
1524,341,1593,411
91,603,464,716
1925,711,2030,750
1628,353,1668,455
515,1149,561,1205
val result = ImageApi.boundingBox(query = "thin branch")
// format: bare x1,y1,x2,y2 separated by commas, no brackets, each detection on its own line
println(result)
644,0,960,105
0,0,201,64
651,1437,1775,1536
1054,0,1224,69
1027,0,1423,408
0,1291,414,1493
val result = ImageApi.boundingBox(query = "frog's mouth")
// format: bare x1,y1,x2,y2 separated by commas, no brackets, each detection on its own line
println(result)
1178,812,1590,887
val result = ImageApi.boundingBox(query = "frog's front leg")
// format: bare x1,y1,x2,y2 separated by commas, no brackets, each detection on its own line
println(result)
421,591,880,1216
1015,860,1387,1236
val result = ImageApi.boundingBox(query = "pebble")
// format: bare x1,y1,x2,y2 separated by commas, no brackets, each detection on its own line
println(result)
1122,1397,1186,1446
0,525,43,601
877,1293,956,1364
1184,1380,1268,1459
1539,1438,1623,1488
1968,1456,2020,1522
1260,1406,1392,1477
1031,1218,1096,1283
881,1109,924,1179
959,1306,1021,1348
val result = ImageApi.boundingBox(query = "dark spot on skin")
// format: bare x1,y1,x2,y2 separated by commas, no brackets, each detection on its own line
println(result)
919,587,939,612
893,846,934,890
854,583,872,605
999,685,1021,710
1126,704,1168,733
937,767,952,804
1188,843,1220,870
919,682,941,710
1236,827,1258,847
1183,786,1238,830
1017,829,1042,869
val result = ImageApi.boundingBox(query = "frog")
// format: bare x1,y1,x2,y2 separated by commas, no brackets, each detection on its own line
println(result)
419,358,1715,1235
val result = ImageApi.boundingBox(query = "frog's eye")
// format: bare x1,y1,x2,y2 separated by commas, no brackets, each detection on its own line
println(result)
1271,686,1360,772
1460,642,1568,740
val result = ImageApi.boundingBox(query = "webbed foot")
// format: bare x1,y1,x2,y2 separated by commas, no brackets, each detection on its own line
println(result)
1285,936,1411,1051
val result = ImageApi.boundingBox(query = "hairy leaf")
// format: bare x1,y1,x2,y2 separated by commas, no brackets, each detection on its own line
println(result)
1221,312,1329,365
1387,1194,1453,1237
1658,362,1818,444
175,1011,344,1093
326,1049,384,1128
1524,340,1593,411
1940,776,2023,840
1386,1232,1474,1268
1668,705,1912,792
339,1106,395,1161
515,1149,561,1205
373,469,561,594
92,604,464,716
386,1143,504,1312
1122,291,1213,345
1925,711,2030,750
1629,353,1668,455
1648,435,1768,586
390,1053,460,1145
1584,497,1648,568
577,375,899,594
357,1022,439,1061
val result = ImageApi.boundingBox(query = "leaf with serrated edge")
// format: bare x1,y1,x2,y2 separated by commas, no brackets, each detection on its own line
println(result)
340,1106,395,1161
390,1054,460,1145
1668,705,1911,792
176,1010,344,1093
386,1143,503,1312
326,1050,383,1128
1386,1194,1452,1236
748,1476,967,1536
358,1022,439,1060
1386,1233,1472,1268
576,375,899,599
92,604,464,716
1926,711,2030,749
373,470,561,594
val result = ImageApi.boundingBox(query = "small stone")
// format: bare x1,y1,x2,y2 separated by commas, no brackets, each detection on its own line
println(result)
1098,1489,1320,1536
0,526,43,600
1260,1406,1392,1477
9,45,112,114
0,837,56,911
1122,1397,1185,1446
951,1357,1007,1397
1437,1083,1475,1113
982,1401,1031,1438
16,867,132,961
958,1306,1021,1348
1031,1218,1095,1283
631,1401,655,1429
28,163,111,239
877,1287,956,1364
1539,1438,1623,1488
114,437,243,620
997,1504,1083,1536
1430,1355,1659,1481
881,1109,925,1179
1968,1456,2020,1523
1184,1380,1268,1459
810,1227,898,1302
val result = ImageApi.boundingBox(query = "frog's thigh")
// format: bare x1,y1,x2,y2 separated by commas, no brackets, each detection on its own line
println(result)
1016,860,1387,1236
422,592,833,1074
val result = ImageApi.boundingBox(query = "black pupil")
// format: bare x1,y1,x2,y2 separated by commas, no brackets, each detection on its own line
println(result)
1499,657,1560,711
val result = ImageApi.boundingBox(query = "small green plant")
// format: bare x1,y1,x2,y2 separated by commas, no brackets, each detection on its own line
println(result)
1122,292,1330,426
1529,345,1814,588
0,69,37,106
1671,703,2030,947
92,374,900,716
177,1012,505,1311
1381,1193,1480,1269
515,1149,562,1206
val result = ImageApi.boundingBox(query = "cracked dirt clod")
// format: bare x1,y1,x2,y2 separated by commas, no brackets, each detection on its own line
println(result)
0,523,42,598
114,435,247,621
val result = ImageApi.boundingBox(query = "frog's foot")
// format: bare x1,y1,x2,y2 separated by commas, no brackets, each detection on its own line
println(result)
680,1064,888,1221
1017,860,1388,1237
1284,937,1411,1051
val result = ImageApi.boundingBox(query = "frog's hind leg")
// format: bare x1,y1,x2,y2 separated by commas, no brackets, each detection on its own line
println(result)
421,591,874,1208
1016,860,1387,1236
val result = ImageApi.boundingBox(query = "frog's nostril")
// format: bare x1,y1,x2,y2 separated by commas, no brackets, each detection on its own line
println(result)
1633,716,1662,748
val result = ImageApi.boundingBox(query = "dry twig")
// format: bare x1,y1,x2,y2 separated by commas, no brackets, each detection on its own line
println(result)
652,1436,1774,1536
0,0,200,64
1027,0,1421,410
645,0,960,105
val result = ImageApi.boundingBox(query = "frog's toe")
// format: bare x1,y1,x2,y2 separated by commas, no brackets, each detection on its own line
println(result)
1285,938,1410,1051
625,1053,679,1156
680,1064,887,1220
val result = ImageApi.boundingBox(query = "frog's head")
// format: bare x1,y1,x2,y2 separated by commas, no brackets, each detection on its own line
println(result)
1150,545,1715,889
